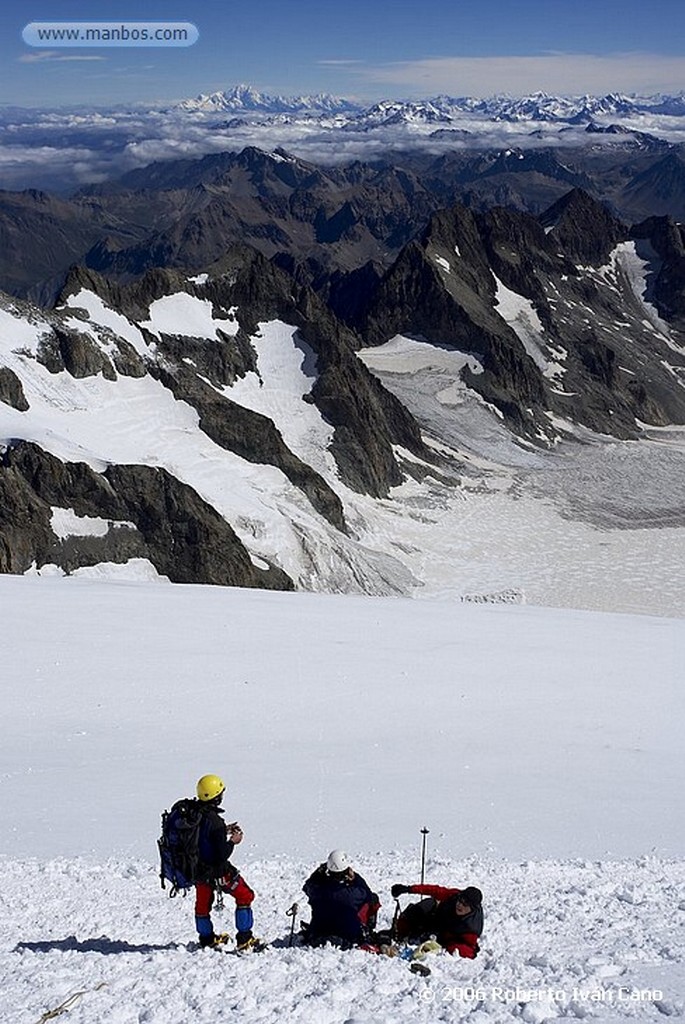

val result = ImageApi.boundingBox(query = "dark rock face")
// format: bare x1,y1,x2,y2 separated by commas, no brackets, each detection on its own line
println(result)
362,207,549,437
59,264,189,322
578,332,618,388
480,205,574,311
0,459,53,573
631,216,685,329
0,441,293,589
103,463,293,588
0,367,29,410
323,260,384,329
212,248,431,497
110,338,147,378
539,189,627,265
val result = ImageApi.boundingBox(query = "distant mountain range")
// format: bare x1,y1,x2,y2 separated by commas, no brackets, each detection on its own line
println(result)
170,84,685,124
3,85,685,195
175,83,360,115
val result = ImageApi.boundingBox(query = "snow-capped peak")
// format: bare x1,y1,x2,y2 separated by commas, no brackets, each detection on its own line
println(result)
176,84,360,115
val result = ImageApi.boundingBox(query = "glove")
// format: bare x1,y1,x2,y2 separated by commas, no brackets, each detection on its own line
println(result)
227,822,243,844
391,884,410,898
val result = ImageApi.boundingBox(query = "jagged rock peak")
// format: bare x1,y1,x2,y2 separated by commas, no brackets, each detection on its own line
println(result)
539,189,627,264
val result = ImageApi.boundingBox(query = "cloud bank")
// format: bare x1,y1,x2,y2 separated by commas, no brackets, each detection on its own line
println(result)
2,84,685,193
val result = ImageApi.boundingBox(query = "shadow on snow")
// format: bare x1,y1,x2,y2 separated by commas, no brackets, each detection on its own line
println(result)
14,936,185,955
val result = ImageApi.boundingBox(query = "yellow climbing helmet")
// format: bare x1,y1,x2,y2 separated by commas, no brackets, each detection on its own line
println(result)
196,774,226,802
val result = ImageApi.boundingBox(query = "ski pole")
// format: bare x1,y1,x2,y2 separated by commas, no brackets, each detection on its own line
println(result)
286,902,299,947
420,827,429,885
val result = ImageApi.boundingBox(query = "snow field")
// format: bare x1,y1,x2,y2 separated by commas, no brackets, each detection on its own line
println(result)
2,575,683,864
2,854,683,1024
226,320,338,480
140,292,240,341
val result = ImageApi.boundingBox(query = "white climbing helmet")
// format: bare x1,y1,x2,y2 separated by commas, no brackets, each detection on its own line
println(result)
326,849,351,874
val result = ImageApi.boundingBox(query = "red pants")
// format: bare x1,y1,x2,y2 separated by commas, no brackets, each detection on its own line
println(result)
194,872,255,916
194,868,255,939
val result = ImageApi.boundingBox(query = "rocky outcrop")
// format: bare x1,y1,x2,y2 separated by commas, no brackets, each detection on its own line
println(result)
0,367,29,410
59,264,190,322
0,441,293,589
36,325,117,380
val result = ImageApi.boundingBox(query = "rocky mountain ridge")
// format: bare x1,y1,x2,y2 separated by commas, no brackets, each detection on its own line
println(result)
1,157,685,591
3,144,685,304
360,191,685,439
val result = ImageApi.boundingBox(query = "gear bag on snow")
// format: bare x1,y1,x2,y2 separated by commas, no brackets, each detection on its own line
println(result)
158,798,204,894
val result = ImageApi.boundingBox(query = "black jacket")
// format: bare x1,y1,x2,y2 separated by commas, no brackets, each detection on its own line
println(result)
303,864,379,943
197,803,235,880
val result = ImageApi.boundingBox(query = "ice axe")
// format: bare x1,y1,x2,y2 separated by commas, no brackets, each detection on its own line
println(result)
420,826,429,885
391,826,430,940
286,902,299,947
391,897,401,941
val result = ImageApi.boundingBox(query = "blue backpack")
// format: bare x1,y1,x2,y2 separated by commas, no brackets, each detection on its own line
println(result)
158,798,205,894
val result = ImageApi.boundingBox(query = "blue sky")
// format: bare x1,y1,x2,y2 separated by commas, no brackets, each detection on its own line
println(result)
2,0,685,106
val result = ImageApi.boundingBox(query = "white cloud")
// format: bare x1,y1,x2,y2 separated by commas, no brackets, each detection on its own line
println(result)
19,50,107,63
345,53,685,98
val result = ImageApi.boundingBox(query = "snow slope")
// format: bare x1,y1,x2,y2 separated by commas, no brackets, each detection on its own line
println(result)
1,576,683,1023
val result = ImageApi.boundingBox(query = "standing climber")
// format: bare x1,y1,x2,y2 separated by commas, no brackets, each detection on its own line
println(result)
193,773,261,951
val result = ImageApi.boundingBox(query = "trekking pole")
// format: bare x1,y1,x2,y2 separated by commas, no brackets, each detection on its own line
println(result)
286,902,299,947
420,827,429,885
